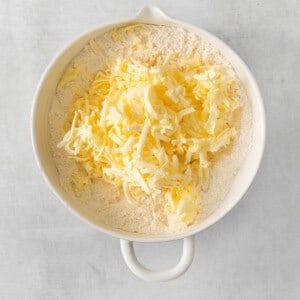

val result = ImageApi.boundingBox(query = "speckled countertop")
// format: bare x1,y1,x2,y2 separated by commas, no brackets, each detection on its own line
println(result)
0,0,299,299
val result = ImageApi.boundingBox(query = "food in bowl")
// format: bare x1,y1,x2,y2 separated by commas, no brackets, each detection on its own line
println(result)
49,24,252,236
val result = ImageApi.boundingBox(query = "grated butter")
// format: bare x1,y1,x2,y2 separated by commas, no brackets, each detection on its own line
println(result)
58,56,239,224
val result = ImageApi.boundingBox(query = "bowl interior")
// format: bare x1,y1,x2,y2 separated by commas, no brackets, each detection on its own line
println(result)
32,18,265,242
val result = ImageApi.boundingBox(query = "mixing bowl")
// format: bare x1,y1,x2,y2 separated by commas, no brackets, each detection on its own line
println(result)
31,6,265,281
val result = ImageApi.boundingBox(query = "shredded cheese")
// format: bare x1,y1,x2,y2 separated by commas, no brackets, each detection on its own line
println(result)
58,56,239,225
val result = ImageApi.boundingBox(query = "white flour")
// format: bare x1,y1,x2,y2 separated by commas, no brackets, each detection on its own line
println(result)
49,24,252,237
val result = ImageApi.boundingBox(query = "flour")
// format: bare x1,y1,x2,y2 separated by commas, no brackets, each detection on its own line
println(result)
49,24,252,237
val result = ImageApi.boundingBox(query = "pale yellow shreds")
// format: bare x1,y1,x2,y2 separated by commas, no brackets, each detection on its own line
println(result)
58,55,240,225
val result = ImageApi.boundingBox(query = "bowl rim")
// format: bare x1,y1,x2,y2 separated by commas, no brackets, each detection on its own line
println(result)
31,9,266,243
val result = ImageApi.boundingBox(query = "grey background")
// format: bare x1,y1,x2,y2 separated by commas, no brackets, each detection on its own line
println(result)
0,0,299,299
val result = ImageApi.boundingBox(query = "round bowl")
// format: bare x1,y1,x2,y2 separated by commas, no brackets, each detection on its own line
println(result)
31,6,265,281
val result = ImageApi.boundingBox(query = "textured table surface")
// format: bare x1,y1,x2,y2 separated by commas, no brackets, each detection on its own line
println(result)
0,0,299,299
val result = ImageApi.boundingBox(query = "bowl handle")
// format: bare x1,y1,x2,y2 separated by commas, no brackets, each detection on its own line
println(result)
135,6,171,22
120,235,195,281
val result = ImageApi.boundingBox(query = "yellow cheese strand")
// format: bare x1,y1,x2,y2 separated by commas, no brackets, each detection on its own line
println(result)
58,57,239,225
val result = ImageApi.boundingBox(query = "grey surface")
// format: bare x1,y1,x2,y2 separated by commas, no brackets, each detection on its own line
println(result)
0,0,299,299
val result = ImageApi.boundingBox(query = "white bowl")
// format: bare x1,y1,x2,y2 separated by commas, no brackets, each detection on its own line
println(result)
31,6,265,281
